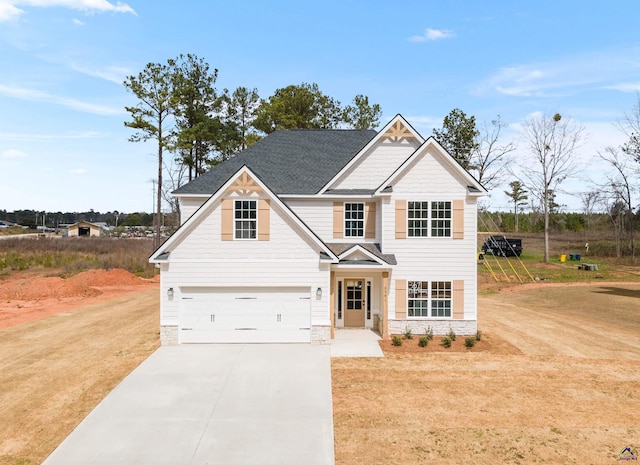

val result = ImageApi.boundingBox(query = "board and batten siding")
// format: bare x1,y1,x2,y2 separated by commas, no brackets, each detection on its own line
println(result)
329,140,420,190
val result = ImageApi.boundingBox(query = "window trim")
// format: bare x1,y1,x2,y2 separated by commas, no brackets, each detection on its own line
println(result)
406,280,453,319
233,199,258,240
344,202,365,238
407,201,429,237
405,200,452,238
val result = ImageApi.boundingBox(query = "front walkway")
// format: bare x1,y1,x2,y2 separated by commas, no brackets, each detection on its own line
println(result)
330,328,384,358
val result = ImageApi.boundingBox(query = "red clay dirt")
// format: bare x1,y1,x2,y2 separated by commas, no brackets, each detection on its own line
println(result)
0,269,159,329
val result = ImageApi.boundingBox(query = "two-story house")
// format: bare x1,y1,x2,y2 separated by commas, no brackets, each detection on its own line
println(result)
149,115,487,344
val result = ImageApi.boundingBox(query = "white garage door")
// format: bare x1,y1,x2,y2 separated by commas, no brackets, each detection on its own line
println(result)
179,287,311,343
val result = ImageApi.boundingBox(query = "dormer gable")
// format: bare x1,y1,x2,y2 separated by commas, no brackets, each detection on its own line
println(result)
320,115,424,193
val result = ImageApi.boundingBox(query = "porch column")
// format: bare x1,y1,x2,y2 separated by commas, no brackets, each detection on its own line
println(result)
382,271,389,339
330,271,335,339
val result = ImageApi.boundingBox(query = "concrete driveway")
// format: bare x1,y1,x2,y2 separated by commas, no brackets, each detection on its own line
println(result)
42,344,334,465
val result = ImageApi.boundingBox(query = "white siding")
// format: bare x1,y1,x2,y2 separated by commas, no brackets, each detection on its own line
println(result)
329,140,419,190
179,197,207,224
161,196,330,329
285,199,334,241
285,198,379,244
382,147,479,324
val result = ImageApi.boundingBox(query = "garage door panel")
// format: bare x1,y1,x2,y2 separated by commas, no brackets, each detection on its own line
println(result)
180,288,311,343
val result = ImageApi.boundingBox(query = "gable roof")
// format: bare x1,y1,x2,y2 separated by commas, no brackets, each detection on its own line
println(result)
173,129,376,197
318,115,424,194
150,165,340,263
374,136,487,196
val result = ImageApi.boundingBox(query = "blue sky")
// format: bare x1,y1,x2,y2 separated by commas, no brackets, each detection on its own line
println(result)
1,0,639,214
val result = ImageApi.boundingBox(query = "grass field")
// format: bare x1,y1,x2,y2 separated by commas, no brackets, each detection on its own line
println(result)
0,233,639,464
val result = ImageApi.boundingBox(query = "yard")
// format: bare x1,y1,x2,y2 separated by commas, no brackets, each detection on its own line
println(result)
0,268,639,464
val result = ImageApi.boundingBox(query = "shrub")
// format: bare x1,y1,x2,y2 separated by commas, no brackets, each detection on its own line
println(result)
418,336,429,347
403,326,413,339
424,326,434,341
475,330,482,341
392,335,403,346
465,337,476,348
441,336,452,348
447,327,457,341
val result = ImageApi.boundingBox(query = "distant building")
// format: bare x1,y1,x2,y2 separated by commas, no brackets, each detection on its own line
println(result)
67,221,104,237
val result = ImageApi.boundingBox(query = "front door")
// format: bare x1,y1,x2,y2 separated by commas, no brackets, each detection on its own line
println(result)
344,279,365,327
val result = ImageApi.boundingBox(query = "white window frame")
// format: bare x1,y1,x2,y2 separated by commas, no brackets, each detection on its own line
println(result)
407,280,429,317
407,201,429,237
407,280,452,319
430,201,452,237
234,199,258,240
344,202,364,238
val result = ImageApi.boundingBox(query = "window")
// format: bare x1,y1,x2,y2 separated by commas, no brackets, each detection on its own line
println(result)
431,281,452,317
407,281,452,318
408,201,429,237
344,203,364,237
431,201,451,237
234,200,257,239
407,281,429,317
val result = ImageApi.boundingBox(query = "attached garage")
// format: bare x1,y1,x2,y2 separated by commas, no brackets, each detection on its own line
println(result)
179,287,312,343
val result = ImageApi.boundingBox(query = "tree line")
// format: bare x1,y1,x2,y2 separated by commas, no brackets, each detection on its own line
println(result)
0,209,158,229
123,54,382,246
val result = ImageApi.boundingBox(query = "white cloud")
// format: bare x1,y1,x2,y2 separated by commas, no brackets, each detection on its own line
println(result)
409,28,456,42
70,167,86,174
0,0,136,22
0,83,123,115
0,130,104,140
1,148,28,158
475,47,640,98
604,82,640,93
69,63,130,84
72,17,85,25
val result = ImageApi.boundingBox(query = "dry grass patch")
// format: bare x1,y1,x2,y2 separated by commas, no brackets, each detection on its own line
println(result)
0,290,159,465
333,282,640,465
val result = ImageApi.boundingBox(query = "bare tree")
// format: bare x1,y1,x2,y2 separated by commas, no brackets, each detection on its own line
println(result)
580,190,601,233
598,146,635,257
473,115,516,189
521,112,586,262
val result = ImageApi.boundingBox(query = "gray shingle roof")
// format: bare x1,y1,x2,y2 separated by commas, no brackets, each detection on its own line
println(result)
173,129,376,196
328,243,397,265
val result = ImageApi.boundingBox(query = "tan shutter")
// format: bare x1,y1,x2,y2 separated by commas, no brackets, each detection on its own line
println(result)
395,200,406,239
258,199,270,241
333,202,343,239
453,200,464,240
395,279,407,319
365,202,376,238
221,199,233,241
453,280,464,319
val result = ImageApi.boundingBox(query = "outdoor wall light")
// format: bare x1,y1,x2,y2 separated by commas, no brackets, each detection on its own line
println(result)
167,287,174,298
316,287,322,298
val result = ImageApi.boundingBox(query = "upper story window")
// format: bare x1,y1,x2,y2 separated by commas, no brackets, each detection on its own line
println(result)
408,201,429,237
234,200,257,239
430,201,451,237
344,203,364,237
